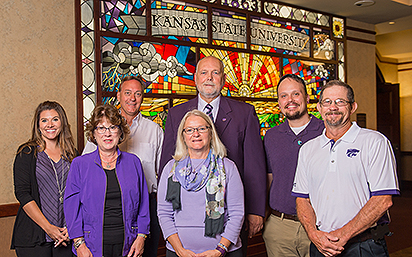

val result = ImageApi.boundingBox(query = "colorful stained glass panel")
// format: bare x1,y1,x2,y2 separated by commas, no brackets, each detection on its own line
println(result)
82,0,96,123
250,16,310,57
151,0,208,43
212,9,247,49
263,3,329,27
247,101,321,138
141,97,168,128
338,42,345,81
101,37,197,94
221,0,261,13
200,48,281,98
333,17,344,39
313,28,334,60
101,0,147,35
246,101,281,138
283,59,335,100
173,98,189,106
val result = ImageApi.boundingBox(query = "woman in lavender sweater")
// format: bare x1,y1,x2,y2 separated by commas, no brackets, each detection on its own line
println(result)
158,110,244,257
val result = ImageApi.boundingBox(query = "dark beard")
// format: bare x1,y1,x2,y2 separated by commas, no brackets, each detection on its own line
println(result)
285,109,307,120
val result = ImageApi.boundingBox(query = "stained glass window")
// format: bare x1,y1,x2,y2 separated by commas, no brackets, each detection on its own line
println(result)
82,0,96,123
221,0,261,13
78,0,345,147
200,48,281,98
247,101,321,138
152,0,208,43
247,101,281,138
338,42,345,81
250,16,309,57
141,97,169,128
101,37,197,95
101,0,147,35
212,9,247,49
283,58,334,100
173,98,190,107
313,28,334,61
263,2,329,27
333,17,344,39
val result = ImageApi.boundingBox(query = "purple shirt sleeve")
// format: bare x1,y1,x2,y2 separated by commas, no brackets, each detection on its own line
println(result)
157,160,178,240
220,158,245,244
64,158,84,239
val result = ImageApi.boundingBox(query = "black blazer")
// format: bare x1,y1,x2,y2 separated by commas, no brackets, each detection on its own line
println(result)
11,145,45,248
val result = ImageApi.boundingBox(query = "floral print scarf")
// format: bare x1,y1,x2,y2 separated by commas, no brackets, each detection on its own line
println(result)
166,150,226,237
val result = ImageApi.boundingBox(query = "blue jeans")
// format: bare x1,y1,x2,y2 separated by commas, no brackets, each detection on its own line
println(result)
310,238,389,257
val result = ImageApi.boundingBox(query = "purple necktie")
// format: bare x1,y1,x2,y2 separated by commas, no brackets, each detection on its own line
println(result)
204,104,214,122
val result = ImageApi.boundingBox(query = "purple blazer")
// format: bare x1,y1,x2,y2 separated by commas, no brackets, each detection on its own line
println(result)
64,149,150,257
160,96,267,217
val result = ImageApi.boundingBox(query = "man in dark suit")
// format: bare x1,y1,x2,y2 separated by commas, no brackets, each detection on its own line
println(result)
160,56,267,247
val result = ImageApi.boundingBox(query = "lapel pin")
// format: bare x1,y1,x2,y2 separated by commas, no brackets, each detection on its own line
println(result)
222,118,227,122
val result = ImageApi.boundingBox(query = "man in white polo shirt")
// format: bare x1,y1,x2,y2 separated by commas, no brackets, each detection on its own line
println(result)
292,80,399,257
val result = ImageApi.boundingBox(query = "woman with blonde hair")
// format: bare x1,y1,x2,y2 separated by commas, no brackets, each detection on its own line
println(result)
11,101,77,257
158,110,245,257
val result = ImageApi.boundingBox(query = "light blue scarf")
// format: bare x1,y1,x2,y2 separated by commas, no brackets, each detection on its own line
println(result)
166,150,226,237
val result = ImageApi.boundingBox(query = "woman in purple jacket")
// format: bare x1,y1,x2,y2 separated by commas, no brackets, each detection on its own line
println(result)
158,110,245,257
64,104,150,257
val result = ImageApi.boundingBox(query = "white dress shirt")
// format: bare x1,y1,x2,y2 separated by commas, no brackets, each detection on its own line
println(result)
198,95,220,122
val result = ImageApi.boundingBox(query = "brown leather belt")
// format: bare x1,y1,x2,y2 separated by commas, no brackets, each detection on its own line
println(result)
271,209,299,221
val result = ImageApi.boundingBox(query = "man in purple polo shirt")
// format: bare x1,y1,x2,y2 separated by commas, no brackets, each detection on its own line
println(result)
263,74,324,257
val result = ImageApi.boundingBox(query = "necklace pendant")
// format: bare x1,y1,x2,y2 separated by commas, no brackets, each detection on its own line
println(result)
59,195,64,204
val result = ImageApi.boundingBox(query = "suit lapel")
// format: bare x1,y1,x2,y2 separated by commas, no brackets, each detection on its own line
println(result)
188,96,198,110
215,96,232,135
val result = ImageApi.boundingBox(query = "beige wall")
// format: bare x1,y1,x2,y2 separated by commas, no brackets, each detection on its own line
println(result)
346,19,377,130
376,40,412,181
399,65,412,152
376,53,398,84
0,0,76,255
399,66,412,181
0,217,16,257
0,0,77,204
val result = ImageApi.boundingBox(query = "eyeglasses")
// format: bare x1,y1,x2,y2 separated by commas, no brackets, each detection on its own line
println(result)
95,125,120,134
183,126,210,135
320,98,351,107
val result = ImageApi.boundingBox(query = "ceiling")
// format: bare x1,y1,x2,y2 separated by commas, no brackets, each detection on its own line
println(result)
278,0,412,61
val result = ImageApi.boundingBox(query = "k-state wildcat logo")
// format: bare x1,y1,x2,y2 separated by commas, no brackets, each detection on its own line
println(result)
346,149,360,158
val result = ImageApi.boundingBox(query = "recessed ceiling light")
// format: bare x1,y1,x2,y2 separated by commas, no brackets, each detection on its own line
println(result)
354,0,375,7
389,21,396,25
